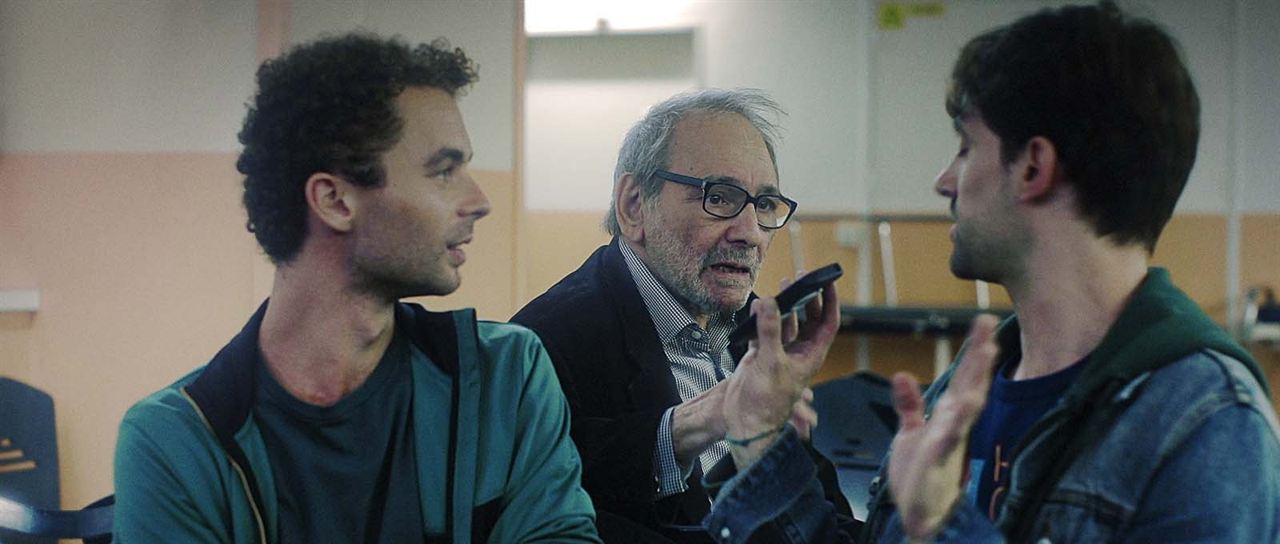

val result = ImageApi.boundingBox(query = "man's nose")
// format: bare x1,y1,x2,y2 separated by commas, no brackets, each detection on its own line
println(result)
460,172,491,220
935,163,958,199
724,204,767,247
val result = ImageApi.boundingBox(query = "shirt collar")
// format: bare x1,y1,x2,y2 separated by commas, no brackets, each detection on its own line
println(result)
619,239,736,347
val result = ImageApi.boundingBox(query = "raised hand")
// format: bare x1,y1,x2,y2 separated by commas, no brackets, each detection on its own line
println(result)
785,274,841,384
722,281,840,466
887,314,1001,540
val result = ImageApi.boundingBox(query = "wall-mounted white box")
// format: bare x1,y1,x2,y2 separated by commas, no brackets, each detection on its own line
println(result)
0,290,39,312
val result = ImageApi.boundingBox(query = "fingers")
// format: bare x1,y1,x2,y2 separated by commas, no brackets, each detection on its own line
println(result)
803,277,823,322
883,320,1000,541
922,315,1001,453
782,312,799,343
789,414,809,441
891,372,926,431
790,394,818,441
796,402,817,430
947,313,1003,419
797,280,841,342
779,277,799,343
753,297,785,361
744,299,762,357
925,396,983,455
791,389,817,422
817,280,840,331
949,314,1001,399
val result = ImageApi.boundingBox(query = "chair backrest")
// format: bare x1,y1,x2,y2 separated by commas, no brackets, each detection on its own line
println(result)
0,377,62,544
0,494,113,543
811,372,898,520
0,377,60,512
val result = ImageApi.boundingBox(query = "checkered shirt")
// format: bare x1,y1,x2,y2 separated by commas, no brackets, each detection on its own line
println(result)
619,240,738,498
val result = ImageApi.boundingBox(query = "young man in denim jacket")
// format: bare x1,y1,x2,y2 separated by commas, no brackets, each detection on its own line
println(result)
702,2,1280,542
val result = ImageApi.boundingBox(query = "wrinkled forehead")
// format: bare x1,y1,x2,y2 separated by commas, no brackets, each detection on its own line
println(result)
666,112,779,193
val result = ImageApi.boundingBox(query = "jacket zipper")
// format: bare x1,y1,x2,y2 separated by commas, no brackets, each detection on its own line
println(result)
181,387,268,544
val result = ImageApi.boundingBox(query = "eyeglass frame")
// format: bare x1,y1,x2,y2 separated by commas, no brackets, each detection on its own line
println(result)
651,169,798,230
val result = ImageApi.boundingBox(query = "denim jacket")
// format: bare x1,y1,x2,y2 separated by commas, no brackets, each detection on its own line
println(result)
704,269,1280,543
875,348,1280,543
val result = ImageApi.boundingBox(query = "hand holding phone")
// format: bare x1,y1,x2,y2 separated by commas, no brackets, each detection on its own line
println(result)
729,263,843,346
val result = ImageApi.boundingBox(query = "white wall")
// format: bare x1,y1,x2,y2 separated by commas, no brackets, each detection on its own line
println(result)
690,0,872,216
523,0,1280,216
1237,0,1280,212
523,0,874,216
525,32,695,211
0,0,257,152
868,0,1243,214
1156,0,1235,213
291,0,518,172
0,0,520,165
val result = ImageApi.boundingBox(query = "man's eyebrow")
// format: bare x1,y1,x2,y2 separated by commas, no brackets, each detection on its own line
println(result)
705,175,781,195
424,147,471,169
704,174,741,185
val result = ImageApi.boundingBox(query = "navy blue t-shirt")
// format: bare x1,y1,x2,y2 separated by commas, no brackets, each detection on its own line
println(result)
966,355,1086,519
254,328,427,543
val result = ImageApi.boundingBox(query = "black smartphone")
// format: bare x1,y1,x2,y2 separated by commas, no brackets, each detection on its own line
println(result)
729,263,843,346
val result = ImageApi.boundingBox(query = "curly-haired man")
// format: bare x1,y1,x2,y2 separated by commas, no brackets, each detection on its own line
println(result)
113,33,600,543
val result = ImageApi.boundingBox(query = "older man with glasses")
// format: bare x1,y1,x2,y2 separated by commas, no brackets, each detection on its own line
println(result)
513,89,853,543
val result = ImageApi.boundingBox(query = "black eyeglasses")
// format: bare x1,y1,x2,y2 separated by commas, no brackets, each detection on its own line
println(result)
653,169,798,230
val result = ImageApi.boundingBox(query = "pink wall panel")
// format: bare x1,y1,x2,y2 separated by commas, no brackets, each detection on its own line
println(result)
0,152,259,506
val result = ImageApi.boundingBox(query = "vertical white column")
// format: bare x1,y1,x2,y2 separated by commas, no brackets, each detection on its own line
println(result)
1226,0,1246,336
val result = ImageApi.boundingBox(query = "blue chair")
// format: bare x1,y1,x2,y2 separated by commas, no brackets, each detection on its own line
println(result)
811,372,898,520
0,378,114,542
0,377,63,544
0,494,113,543
0,378,59,511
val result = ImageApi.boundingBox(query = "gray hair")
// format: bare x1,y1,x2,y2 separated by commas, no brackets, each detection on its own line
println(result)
604,88,785,236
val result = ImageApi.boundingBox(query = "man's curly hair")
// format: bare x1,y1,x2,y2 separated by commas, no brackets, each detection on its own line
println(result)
237,33,477,264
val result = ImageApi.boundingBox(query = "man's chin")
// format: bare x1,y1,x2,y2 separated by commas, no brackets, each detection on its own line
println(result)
707,289,752,316
392,273,462,300
949,258,978,282
949,255,1000,284
427,276,462,297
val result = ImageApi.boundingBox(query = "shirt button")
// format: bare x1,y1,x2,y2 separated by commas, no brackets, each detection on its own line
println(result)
720,527,731,539
1036,539,1052,544
691,330,704,340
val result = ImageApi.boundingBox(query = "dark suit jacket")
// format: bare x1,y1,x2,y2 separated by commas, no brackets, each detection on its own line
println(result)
512,238,851,542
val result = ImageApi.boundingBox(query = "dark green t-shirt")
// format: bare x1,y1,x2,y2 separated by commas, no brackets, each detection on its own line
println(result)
254,328,426,543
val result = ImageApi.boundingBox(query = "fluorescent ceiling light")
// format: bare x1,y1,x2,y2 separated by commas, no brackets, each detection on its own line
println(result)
526,0,693,35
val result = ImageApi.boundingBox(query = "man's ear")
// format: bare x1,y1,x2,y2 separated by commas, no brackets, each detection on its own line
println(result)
1015,136,1059,202
614,173,647,244
304,172,355,233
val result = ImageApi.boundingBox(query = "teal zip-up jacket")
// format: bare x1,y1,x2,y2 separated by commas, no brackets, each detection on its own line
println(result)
113,302,601,543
